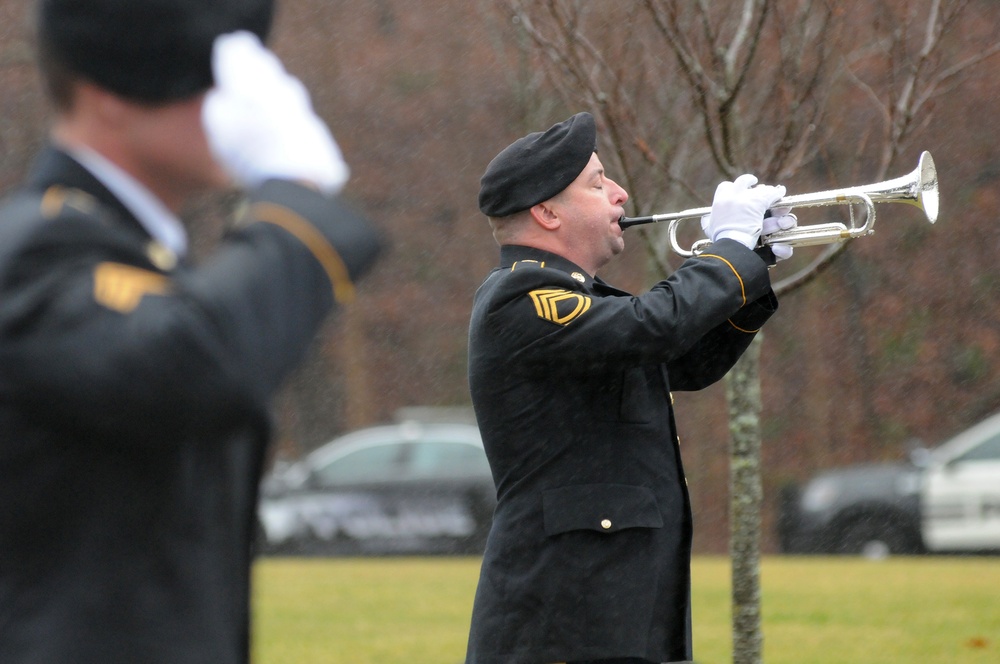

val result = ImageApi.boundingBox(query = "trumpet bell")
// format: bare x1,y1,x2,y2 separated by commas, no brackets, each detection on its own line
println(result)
914,151,938,224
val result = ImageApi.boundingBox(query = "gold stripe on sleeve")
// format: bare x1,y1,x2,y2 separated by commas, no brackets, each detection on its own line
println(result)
697,253,747,306
250,202,356,304
727,319,760,333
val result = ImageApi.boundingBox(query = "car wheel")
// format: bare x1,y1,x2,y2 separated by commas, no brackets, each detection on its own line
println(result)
836,516,921,557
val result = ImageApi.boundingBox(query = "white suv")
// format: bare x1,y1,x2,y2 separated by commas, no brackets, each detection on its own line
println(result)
920,412,1000,552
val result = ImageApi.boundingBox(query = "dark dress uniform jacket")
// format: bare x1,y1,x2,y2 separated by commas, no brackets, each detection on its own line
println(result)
0,148,380,664
466,243,776,664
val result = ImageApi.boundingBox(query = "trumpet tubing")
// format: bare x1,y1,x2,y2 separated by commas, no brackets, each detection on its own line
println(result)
620,151,938,258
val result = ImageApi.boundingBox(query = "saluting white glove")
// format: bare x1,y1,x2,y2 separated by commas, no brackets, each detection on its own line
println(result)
762,206,798,261
202,31,349,195
703,174,786,250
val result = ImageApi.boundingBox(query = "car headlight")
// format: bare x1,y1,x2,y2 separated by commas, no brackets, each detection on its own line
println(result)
800,477,840,512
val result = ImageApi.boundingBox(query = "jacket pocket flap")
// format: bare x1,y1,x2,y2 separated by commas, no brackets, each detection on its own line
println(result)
542,483,663,536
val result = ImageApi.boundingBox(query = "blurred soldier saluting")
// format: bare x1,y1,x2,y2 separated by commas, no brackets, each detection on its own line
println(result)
0,1,381,662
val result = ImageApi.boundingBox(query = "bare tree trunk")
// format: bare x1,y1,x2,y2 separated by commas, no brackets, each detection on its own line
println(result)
726,334,764,664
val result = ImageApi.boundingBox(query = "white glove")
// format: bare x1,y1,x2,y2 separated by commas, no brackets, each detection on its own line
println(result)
762,206,798,261
703,174,786,249
202,31,349,195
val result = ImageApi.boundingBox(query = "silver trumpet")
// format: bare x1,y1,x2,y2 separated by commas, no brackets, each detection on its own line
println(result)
619,151,938,258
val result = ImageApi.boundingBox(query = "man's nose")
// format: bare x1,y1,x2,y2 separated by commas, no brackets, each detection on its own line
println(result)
611,181,628,206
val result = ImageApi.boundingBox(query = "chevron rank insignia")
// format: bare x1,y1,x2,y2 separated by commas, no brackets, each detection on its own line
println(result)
528,289,592,325
93,262,171,313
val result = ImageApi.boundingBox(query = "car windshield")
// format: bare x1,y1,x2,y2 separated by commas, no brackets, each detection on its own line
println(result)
408,441,491,479
308,436,490,487
952,431,1000,463
313,443,407,485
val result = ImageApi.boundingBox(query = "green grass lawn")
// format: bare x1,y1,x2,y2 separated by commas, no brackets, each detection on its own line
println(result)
252,555,1000,664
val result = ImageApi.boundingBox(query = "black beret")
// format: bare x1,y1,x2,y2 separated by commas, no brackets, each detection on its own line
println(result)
479,112,597,218
37,0,275,104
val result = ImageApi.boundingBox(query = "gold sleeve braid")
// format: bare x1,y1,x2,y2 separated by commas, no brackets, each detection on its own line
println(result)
696,253,746,306
697,252,760,333
249,202,356,304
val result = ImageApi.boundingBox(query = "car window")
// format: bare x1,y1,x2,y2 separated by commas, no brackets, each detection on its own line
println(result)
312,443,406,486
406,441,491,480
953,431,1000,463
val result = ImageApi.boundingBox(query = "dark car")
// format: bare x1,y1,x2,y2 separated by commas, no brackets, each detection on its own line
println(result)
777,462,923,557
257,421,496,555
778,411,1000,557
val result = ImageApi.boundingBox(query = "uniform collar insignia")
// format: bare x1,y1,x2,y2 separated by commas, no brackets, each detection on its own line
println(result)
146,241,177,271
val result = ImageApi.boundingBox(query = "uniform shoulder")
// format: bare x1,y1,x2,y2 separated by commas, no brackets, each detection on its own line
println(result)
474,257,587,320
0,186,125,266
488,258,586,293
1,186,105,234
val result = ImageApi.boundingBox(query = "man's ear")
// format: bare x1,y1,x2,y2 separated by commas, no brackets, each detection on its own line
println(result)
528,201,561,231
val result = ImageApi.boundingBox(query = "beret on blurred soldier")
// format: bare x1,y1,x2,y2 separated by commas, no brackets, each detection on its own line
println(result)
479,112,597,218
37,0,275,103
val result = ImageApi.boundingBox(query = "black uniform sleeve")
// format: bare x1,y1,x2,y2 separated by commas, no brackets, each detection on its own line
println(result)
471,239,775,381
0,182,382,445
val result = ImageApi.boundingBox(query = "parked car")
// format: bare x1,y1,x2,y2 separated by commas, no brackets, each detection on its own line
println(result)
257,421,496,555
778,412,1000,557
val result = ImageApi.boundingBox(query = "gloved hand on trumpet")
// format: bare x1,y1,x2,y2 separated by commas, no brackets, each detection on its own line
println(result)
700,174,799,261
